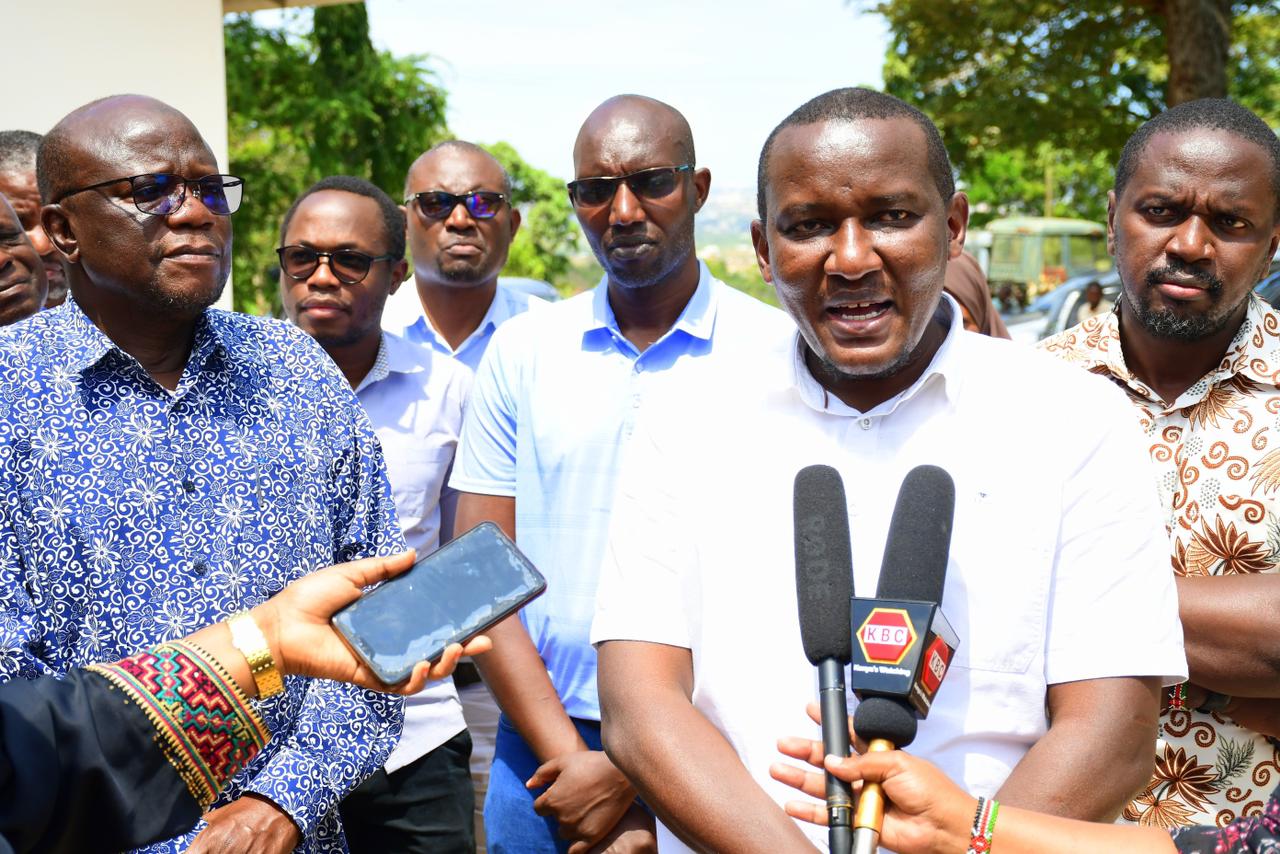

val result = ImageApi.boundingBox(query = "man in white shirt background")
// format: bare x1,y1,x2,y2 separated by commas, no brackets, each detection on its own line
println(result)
591,88,1188,852
278,176,474,853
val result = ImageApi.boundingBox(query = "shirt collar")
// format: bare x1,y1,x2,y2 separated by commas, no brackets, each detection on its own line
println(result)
588,261,719,345
61,295,229,387
406,284,517,352
1054,292,1279,409
354,332,428,393
791,292,964,416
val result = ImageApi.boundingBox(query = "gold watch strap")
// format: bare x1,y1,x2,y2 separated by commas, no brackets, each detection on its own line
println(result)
227,611,284,699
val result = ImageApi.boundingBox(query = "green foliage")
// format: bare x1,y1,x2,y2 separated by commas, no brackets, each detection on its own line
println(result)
225,5,449,314
480,141,578,287
859,1,1278,225
702,256,779,308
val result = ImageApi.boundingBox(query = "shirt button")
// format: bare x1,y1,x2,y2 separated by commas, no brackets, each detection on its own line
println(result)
860,418,872,430
182,479,196,493
192,559,208,576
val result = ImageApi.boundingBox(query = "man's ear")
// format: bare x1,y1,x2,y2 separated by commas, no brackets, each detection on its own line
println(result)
1106,190,1118,258
692,167,711,214
40,204,79,264
750,218,774,285
946,192,970,260
508,206,522,239
388,259,409,295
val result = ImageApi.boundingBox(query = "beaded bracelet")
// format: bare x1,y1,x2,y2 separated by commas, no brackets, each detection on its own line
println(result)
966,796,1000,854
1169,681,1187,710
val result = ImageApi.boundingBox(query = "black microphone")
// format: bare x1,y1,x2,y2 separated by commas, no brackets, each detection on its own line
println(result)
850,465,956,854
794,464,856,854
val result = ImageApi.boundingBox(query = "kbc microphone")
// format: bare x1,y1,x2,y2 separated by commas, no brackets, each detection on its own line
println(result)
849,465,958,854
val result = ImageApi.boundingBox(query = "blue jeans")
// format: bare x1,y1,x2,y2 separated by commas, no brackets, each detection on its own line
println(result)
484,714,603,853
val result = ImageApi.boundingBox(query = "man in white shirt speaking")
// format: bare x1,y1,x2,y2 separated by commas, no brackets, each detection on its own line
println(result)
277,176,474,853
590,88,1188,852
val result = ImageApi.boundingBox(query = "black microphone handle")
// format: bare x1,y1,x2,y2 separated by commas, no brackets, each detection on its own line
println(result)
818,659,853,854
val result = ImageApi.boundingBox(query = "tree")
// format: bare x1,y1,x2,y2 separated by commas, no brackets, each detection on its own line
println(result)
225,4,449,314
861,1,1279,224
481,142,578,288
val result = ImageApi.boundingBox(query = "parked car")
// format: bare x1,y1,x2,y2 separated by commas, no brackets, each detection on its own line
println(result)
987,216,1112,305
1004,271,1121,344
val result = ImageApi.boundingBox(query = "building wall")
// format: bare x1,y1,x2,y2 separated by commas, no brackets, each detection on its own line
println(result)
6,0,233,309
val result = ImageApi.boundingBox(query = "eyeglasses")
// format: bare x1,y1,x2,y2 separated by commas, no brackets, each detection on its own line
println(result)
53,173,244,216
276,245,396,285
566,165,693,208
406,190,506,220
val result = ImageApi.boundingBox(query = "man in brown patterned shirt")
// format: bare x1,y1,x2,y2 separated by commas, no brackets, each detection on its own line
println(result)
1043,98,1280,829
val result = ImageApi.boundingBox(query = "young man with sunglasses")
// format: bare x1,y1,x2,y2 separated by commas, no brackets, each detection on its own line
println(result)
0,96,407,854
383,140,533,372
450,94,792,853
278,176,476,853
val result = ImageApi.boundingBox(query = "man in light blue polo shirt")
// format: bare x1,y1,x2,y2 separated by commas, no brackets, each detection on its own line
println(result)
382,140,538,373
451,95,793,853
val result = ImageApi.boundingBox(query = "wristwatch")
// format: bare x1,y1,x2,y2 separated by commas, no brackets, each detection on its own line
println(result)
227,611,285,699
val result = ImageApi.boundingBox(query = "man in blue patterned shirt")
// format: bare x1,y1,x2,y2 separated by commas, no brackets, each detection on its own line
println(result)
0,95,406,853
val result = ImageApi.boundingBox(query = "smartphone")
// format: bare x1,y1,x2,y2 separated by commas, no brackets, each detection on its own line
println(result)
332,522,546,684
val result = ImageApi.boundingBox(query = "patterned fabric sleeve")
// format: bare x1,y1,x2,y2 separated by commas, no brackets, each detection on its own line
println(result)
241,406,407,837
1169,785,1280,853
87,640,270,810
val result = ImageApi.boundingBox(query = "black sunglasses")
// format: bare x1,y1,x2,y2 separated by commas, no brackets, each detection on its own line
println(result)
276,245,396,285
566,165,693,207
53,173,244,216
406,190,506,220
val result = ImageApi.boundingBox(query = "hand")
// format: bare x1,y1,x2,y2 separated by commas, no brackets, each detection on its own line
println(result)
584,803,657,854
251,551,493,694
187,794,300,854
1224,696,1280,737
771,737,974,854
527,749,636,848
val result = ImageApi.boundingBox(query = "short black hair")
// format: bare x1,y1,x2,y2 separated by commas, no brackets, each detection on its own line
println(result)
756,87,955,221
279,175,406,259
0,130,40,175
1115,98,1280,217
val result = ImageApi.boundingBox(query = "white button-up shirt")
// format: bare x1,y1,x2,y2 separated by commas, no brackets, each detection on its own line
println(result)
592,296,1188,852
355,332,472,772
381,281,542,373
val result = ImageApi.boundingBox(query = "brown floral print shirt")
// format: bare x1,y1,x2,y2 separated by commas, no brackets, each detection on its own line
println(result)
1041,294,1280,829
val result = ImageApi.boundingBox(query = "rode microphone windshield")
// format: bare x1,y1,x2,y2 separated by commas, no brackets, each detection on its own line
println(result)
794,464,855,664
875,464,955,602
794,464,856,854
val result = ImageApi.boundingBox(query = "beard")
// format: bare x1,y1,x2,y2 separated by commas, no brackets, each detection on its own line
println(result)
1123,258,1241,342
601,225,695,291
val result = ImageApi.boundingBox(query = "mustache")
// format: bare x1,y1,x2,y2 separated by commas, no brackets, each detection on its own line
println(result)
1145,260,1224,293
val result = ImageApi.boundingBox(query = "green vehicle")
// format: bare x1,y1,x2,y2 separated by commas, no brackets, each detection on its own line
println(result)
986,217,1112,307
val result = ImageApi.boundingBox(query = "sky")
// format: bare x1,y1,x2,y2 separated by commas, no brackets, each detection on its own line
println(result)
256,0,889,192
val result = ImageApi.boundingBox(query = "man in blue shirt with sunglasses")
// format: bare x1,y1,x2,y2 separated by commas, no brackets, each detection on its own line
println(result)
451,94,792,853
0,95,404,854
382,140,538,372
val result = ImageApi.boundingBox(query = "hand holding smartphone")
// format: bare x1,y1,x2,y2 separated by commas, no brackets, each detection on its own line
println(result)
332,522,546,684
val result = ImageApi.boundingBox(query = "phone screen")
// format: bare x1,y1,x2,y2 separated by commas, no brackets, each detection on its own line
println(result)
332,522,546,683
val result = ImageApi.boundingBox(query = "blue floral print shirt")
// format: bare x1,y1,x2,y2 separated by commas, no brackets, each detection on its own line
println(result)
0,298,406,852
